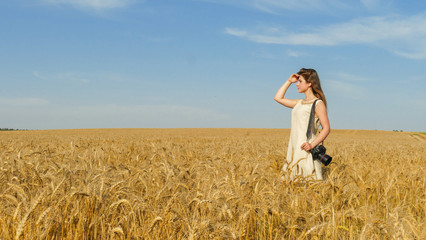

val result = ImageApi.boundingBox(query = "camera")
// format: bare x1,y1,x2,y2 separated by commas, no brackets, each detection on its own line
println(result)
311,145,332,166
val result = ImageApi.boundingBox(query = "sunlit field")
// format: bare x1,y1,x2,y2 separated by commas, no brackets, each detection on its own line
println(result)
0,128,424,239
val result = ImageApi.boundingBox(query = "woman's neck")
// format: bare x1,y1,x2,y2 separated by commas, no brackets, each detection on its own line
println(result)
304,88,316,101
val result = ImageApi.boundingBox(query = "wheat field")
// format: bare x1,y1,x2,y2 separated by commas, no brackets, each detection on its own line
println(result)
0,128,424,239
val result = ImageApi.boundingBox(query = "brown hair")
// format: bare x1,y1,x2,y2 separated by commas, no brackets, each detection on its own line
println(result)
297,68,327,107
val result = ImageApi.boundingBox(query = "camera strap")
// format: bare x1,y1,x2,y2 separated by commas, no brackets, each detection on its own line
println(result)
306,99,319,142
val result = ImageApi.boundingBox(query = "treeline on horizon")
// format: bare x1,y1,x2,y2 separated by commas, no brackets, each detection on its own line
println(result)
0,128,28,131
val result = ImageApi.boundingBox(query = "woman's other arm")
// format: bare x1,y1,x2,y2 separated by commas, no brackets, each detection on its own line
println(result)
274,74,299,108
311,101,330,147
300,101,330,151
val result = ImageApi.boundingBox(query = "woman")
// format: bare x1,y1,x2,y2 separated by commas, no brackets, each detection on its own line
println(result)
274,68,330,180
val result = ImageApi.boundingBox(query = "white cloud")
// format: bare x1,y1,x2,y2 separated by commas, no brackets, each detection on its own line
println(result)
32,71,92,84
33,71,91,84
253,0,346,13
360,0,381,9
392,47,426,60
198,0,350,13
322,72,375,100
332,72,374,82
286,49,306,57
0,103,230,129
325,80,366,100
39,0,136,10
225,28,247,37
226,14,426,45
226,13,426,59
0,97,49,106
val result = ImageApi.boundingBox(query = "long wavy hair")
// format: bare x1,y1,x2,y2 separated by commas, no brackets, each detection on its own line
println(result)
297,68,327,107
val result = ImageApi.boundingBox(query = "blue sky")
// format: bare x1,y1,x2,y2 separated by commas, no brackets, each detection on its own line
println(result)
1,0,425,131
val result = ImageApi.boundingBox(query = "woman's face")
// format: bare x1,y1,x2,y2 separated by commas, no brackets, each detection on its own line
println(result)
296,76,311,93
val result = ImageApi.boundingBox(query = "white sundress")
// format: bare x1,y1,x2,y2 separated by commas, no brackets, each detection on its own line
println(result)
282,99,323,180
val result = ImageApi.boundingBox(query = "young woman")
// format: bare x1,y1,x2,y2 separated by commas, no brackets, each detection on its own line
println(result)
274,68,330,180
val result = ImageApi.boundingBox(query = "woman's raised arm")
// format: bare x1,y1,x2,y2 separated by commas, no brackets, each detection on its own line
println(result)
274,74,299,108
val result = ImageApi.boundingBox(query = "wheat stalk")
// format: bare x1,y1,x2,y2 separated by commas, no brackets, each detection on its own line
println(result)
15,192,44,240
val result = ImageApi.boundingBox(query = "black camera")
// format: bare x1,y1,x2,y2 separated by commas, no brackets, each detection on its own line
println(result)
311,145,332,166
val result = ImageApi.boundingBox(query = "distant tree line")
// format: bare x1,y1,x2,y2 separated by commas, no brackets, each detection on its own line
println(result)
0,128,28,131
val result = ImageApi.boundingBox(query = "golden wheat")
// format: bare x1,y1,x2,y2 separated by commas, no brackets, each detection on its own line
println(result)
0,128,424,239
